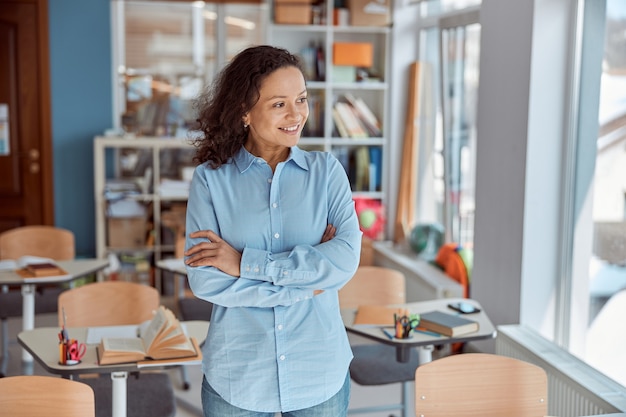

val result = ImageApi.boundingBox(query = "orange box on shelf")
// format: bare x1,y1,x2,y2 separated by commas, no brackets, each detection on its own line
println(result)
333,42,373,67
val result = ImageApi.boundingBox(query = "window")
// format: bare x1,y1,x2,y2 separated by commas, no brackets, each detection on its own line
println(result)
580,0,626,387
414,6,480,247
111,0,267,136
413,0,626,390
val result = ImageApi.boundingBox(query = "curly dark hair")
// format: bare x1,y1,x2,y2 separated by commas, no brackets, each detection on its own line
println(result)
190,45,305,168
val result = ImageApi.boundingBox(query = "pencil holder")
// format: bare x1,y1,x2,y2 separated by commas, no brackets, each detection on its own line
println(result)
394,313,420,339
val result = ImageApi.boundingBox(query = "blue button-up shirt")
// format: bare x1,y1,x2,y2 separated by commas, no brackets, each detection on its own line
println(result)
185,146,362,412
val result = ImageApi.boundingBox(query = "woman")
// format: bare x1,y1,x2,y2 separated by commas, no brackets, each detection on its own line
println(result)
184,45,362,416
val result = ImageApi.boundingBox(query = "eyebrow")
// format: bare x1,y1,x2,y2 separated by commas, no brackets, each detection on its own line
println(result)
265,89,308,101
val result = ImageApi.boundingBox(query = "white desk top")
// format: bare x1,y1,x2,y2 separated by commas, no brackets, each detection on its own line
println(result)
18,321,209,376
156,258,186,275
0,258,109,285
342,297,496,355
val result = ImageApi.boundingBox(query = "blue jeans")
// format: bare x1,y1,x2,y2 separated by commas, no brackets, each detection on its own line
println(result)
201,372,351,417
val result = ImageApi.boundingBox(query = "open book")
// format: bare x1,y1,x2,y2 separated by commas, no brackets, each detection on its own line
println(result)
97,306,200,365
0,256,69,278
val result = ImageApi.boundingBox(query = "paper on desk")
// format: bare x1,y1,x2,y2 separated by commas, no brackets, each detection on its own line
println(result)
86,325,140,344
0,256,55,271
85,321,190,344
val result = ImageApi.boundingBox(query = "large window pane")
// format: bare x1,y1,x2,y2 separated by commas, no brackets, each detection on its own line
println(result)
585,0,626,388
113,0,265,137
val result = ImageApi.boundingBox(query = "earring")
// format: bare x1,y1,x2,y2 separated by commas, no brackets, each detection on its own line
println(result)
244,123,249,129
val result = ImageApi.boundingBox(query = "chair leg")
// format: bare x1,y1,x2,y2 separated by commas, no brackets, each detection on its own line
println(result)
1,318,8,378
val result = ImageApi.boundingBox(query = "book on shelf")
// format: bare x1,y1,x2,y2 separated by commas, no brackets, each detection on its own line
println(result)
354,146,371,191
0,256,69,278
334,102,369,138
418,310,479,337
332,108,350,138
97,306,200,365
342,93,382,137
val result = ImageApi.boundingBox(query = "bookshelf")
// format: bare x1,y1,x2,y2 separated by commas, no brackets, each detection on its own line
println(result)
93,136,195,291
268,0,391,205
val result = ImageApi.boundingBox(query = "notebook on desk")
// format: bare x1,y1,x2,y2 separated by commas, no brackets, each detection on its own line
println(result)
353,305,404,326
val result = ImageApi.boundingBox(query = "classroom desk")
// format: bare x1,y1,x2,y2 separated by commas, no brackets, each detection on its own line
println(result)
342,297,497,364
156,258,187,300
18,320,209,417
0,258,109,365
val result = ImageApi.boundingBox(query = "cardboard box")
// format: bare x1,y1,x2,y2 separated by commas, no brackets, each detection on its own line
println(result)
107,217,147,248
274,2,312,24
333,42,373,67
348,0,391,27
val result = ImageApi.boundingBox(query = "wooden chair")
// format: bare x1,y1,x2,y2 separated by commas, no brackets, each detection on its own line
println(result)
414,353,548,416
339,265,418,417
0,375,95,417
58,280,176,417
0,225,75,377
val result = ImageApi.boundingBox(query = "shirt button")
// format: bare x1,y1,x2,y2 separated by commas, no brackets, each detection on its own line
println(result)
274,233,280,239
272,203,278,208
268,178,272,183
279,355,286,361
245,266,250,272
277,324,283,330
253,267,260,273
282,271,288,276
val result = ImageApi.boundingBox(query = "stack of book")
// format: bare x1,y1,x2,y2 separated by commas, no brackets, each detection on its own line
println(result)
332,93,382,139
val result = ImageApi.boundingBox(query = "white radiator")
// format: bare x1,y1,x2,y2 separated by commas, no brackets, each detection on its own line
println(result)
497,324,626,417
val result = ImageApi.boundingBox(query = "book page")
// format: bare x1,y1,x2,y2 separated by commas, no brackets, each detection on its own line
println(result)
141,307,168,349
16,256,55,269
86,325,139,344
102,337,146,354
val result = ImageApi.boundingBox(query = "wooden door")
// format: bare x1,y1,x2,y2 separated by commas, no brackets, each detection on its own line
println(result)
0,0,53,233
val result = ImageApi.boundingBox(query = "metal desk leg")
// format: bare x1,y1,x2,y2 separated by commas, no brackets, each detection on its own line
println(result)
418,345,434,364
112,371,128,417
21,284,35,367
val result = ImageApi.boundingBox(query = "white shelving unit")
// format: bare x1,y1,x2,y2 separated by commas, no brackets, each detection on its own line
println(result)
268,1,391,204
94,136,195,291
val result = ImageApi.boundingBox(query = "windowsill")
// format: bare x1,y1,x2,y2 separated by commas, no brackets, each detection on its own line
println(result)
371,240,463,301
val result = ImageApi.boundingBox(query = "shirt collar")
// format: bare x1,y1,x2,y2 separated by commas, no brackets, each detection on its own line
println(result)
233,146,309,173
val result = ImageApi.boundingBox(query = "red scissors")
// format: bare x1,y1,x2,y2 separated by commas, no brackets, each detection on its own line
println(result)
68,340,86,361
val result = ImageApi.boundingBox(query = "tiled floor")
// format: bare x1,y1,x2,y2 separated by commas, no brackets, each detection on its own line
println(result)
2,306,409,417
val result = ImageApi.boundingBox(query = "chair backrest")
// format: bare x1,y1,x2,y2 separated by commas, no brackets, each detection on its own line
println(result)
58,280,160,327
0,375,95,417
414,353,548,417
0,225,75,260
339,265,406,308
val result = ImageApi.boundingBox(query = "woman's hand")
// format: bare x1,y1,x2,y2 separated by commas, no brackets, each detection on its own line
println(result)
184,230,241,277
314,224,336,296
321,224,336,243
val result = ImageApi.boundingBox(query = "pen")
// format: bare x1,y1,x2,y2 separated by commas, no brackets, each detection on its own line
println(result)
62,307,68,341
381,328,395,340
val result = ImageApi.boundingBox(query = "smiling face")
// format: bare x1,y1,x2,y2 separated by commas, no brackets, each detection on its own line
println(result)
242,66,309,157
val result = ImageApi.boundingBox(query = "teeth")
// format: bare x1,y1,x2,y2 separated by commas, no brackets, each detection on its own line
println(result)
281,125,299,132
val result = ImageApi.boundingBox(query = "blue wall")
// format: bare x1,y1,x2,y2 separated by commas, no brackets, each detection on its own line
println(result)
49,0,112,257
